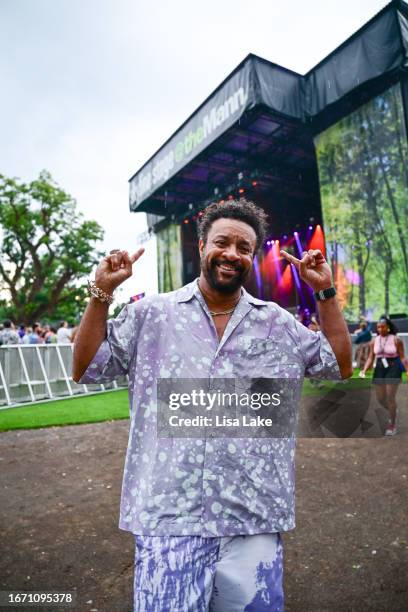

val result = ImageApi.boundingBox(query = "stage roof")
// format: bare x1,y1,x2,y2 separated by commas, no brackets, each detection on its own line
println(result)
129,0,408,217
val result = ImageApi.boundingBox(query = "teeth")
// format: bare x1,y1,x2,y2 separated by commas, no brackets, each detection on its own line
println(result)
218,264,236,271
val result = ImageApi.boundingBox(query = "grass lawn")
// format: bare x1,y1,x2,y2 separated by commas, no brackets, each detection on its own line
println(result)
0,389,130,432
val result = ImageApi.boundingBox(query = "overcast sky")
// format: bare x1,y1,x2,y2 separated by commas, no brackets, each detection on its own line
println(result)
0,0,387,301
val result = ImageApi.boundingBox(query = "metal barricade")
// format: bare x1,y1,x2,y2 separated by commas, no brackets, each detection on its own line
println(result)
0,343,128,408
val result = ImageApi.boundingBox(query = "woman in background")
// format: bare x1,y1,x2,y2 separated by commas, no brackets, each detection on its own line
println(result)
360,316,408,436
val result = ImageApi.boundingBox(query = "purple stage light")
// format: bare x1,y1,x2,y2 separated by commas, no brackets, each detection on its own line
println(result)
294,232,303,256
291,263,302,292
253,255,263,299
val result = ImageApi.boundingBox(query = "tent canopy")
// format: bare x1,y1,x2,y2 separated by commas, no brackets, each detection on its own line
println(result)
129,0,408,217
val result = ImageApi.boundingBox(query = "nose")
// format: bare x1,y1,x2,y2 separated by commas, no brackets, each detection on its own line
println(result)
222,243,240,261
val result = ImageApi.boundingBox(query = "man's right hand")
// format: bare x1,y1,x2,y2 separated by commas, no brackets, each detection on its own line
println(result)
94,248,145,294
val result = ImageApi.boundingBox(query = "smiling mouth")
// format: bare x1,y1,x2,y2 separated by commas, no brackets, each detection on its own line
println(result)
216,263,239,274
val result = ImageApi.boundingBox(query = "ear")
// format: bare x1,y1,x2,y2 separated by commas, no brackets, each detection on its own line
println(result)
198,238,205,256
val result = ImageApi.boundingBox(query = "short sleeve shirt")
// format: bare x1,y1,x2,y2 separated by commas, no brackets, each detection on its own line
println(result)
80,279,341,536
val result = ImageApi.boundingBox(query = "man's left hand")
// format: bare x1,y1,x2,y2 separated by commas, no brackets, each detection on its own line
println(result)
280,249,333,292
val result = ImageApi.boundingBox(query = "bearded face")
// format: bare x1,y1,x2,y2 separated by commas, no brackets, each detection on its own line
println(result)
199,218,256,294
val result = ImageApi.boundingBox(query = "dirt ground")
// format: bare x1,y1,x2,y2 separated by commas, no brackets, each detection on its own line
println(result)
1,412,407,612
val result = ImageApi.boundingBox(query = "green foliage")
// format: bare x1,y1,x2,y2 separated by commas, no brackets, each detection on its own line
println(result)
315,83,408,320
157,223,183,292
0,170,104,325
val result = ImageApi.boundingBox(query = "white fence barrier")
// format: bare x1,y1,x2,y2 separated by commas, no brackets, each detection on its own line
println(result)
0,334,407,408
0,344,128,408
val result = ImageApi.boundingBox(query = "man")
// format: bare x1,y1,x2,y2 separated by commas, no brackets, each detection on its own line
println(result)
57,320,72,344
353,318,372,370
73,199,352,611
0,320,20,345
28,322,44,344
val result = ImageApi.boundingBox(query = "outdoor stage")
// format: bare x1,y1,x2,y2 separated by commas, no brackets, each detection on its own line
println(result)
129,0,408,322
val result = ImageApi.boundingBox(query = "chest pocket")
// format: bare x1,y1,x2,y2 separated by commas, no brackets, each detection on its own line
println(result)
246,337,301,372
246,338,277,357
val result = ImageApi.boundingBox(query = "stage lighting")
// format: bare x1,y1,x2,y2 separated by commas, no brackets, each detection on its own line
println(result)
238,188,245,194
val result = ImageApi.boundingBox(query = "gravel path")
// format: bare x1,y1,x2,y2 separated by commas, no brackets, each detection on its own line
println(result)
1,416,407,611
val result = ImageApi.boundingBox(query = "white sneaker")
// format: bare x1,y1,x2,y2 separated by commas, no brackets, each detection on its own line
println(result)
384,424,397,436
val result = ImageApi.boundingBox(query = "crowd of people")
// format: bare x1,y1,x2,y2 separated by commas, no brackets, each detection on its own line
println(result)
0,320,77,345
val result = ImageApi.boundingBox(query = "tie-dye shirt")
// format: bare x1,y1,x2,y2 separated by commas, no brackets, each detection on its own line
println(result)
79,278,341,536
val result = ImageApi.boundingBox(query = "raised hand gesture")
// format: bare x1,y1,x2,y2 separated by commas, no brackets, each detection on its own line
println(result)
280,248,333,292
95,248,145,294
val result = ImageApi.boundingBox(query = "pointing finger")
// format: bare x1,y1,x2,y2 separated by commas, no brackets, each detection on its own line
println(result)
280,250,301,268
130,247,145,264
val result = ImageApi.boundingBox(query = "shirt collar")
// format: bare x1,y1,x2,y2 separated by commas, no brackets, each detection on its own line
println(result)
176,278,268,307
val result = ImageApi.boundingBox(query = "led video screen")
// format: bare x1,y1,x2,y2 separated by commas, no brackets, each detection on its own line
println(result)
315,83,408,320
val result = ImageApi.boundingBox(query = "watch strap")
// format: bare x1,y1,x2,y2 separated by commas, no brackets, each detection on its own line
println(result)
314,286,336,301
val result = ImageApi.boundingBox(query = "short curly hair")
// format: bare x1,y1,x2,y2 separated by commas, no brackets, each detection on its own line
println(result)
197,198,268,252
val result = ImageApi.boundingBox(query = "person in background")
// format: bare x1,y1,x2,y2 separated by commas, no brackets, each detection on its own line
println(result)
22,326,32,344
47,326,58,343
27,323,42,344
18,325,26,341
353,318,372,370
57,321,72,344
41,324,52,343
0,320,20,345
360,316,408,436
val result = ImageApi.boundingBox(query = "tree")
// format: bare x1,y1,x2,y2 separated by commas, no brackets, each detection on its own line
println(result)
0,170,104,325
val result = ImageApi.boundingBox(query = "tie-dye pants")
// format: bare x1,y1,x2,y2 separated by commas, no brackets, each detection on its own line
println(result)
133,532,284,611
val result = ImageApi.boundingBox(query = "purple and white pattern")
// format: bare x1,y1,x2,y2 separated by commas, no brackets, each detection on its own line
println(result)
80,278,341,537
133,532,284,611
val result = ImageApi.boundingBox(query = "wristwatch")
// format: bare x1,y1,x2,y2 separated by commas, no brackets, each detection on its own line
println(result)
314,287,336,301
